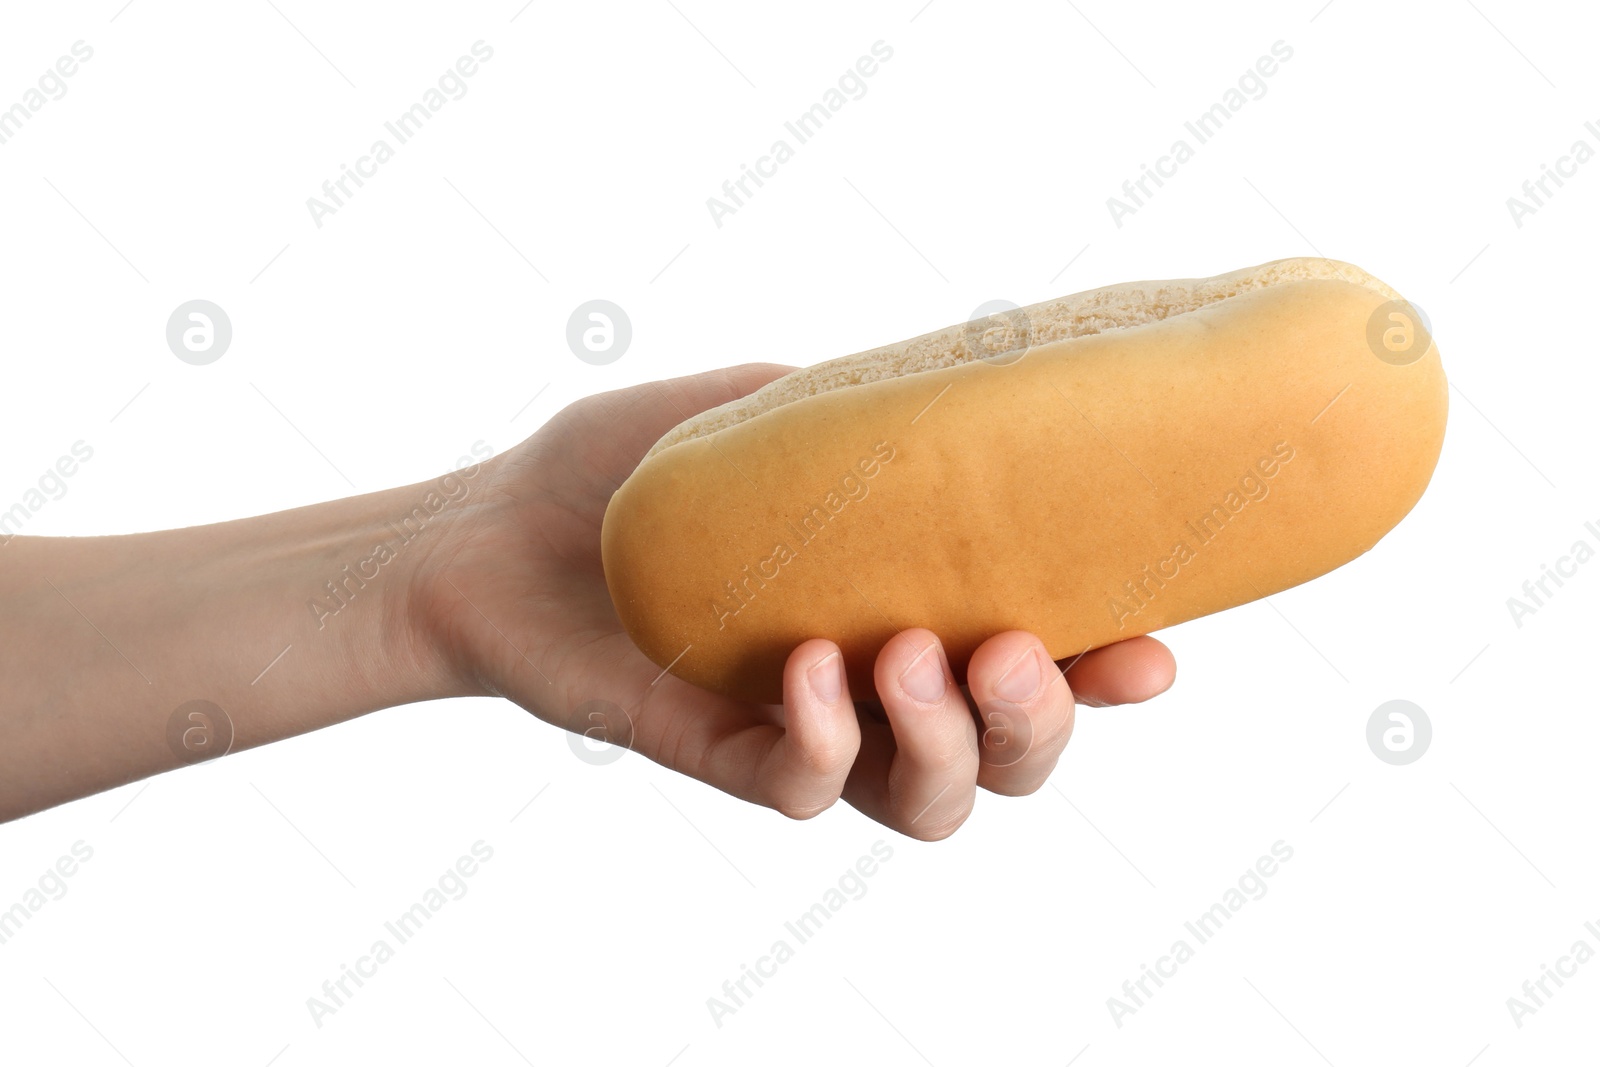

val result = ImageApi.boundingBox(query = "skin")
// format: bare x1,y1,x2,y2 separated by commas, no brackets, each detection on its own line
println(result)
0,363,1175,835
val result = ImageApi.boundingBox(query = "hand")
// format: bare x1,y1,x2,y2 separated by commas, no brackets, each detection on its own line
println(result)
412,364,1177,839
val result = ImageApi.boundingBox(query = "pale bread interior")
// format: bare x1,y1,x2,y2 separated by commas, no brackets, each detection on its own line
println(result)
645,257,1399,459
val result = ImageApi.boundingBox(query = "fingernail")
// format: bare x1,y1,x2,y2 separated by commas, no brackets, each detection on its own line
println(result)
995,647,1042,703
808,652,843,704
898,643,947,703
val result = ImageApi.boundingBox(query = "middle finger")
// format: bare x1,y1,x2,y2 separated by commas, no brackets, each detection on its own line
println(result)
843,629,980,840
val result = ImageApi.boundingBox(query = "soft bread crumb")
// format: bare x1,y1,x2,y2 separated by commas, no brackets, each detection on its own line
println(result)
645,257,1400,459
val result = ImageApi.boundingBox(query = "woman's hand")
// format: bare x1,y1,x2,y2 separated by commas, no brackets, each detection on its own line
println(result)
413,364,1176,840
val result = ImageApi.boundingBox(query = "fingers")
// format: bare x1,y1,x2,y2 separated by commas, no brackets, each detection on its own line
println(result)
550,363,798,495
966,631,1075,796
715,362,801,400
668,630,1175,838
761,640,862,818
837,631,1176,839
1060,635,1176,707
661,639,858,821
645,363,797,427
843,629,980,841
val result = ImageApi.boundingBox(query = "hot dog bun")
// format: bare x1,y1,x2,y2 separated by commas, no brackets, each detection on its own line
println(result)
602,258,1446,704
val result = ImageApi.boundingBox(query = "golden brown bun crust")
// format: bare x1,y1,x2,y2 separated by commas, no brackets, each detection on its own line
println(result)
603,261,1446,704
643,257,1402,459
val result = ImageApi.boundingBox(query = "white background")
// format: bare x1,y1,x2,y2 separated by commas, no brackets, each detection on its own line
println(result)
1,1,1594,1063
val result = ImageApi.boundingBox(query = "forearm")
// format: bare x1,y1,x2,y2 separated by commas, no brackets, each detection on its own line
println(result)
0,477,474,821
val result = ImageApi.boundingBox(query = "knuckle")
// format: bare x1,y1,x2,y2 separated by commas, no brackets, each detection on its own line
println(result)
796,737,855,779
982,768,1052,798
772,792,833,821
1027,713,1073,760
763,765,839,821
907,725,980,776
912,747,965,776
902,808,970,841
886,775,972,841
1041,706,1077,754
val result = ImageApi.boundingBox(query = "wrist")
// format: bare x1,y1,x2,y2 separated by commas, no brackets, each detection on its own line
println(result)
297,473,492,712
